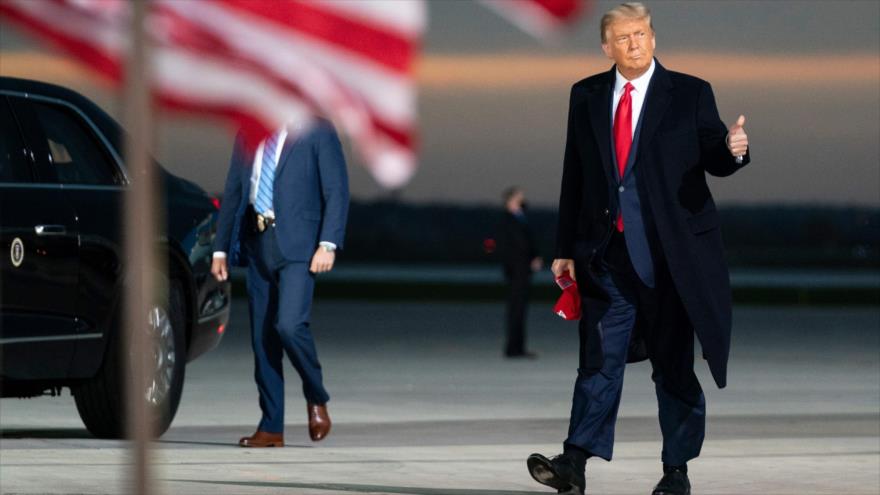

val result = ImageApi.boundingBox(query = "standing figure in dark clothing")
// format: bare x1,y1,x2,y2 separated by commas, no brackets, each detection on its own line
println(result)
499,186,543,358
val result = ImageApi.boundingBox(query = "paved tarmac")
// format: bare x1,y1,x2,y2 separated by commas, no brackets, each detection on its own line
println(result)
1,299,878,494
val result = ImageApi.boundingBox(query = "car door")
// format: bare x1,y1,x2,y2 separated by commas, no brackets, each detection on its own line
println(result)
8,94,128,378
0,95,80,380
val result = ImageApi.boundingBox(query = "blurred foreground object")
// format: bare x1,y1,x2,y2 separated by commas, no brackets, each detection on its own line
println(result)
0,0,591,190
0,0,425,188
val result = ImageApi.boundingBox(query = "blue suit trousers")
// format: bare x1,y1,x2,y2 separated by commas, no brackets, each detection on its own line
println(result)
566,231,705,465
245,226,329,433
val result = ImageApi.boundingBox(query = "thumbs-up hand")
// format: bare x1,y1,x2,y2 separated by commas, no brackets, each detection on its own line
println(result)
726,115,748,159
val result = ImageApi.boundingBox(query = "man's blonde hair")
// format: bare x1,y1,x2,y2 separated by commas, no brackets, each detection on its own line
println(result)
600,2,653,43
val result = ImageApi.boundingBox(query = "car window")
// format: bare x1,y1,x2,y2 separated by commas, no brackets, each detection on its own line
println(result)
0,97,31,183
27,100,119,185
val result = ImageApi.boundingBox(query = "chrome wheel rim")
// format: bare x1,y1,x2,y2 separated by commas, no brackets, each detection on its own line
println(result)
145,305,175,406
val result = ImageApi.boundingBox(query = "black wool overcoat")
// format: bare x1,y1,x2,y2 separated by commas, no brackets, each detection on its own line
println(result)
555,60,751,389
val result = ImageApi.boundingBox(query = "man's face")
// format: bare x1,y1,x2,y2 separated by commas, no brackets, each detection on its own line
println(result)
601,18,655,77
507,191,524,211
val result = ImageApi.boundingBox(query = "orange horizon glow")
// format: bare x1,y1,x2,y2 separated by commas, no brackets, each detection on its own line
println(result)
416,52,880,90
1,50,877,91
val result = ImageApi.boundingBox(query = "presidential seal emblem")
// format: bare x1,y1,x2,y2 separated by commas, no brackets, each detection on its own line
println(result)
10,237,24,267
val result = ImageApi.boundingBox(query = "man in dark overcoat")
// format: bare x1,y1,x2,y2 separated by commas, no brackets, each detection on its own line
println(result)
526,3,750,494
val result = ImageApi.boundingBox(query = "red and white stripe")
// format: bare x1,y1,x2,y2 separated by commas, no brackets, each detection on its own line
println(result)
480,0,587,39
0,0,425,189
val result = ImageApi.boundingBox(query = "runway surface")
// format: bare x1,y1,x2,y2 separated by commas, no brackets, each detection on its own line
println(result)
2,299,878,494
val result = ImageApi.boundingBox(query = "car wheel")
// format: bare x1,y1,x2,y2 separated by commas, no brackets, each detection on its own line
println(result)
73,276,187,439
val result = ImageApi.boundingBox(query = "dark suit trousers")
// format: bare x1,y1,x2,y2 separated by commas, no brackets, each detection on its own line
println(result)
245,226,330,434
566,230,705,465
504,265,531,355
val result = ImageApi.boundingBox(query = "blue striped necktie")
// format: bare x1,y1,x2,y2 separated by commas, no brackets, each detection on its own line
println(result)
254,131,281,215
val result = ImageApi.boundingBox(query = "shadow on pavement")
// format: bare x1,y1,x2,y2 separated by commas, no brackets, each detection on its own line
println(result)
156,439,244,448
156,438,317,449
157,414,880,449
170,479,547,495
1,427,93,439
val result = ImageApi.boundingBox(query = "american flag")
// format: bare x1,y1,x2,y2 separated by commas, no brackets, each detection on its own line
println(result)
481,0,586,39
1,0,585,189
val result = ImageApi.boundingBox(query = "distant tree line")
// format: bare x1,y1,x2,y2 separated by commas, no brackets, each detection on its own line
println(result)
339,201,879,269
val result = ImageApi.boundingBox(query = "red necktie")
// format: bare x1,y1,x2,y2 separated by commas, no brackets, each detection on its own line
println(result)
613,82,634,232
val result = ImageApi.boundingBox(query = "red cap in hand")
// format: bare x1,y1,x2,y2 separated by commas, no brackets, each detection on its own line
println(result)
553,271,581,320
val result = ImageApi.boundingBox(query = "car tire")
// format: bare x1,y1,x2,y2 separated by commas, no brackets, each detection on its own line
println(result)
73,275,187,439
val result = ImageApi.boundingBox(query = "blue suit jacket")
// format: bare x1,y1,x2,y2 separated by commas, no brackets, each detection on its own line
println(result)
213,120,350,266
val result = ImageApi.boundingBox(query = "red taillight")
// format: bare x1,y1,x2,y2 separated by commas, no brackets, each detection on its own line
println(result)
217,324,225,335
483,238,497,254
211,197,221,210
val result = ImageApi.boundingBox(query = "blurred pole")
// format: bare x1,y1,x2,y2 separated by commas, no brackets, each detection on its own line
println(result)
123,2,156,495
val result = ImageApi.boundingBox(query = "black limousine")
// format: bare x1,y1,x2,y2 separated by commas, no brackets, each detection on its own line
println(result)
0,76,230,437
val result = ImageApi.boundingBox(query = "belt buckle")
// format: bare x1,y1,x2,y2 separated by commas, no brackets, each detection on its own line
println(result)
256,214,267,233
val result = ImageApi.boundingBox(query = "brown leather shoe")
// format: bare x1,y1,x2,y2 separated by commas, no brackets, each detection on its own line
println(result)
238,430,284,448
308,403,331,441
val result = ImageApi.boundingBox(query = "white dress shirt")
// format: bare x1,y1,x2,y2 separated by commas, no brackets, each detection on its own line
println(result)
213,129,335,260
611,59,655,138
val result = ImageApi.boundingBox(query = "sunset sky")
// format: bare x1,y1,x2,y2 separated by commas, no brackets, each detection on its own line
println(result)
1,0,878,206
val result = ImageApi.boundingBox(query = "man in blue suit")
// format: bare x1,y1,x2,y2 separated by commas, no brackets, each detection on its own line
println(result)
211,118,349,447
527,3,749,495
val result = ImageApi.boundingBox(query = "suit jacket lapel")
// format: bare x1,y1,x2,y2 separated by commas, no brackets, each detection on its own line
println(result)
634,59,673,167
622,88,649,180
587,67,616,185
274,133,297,176
240,147,256,195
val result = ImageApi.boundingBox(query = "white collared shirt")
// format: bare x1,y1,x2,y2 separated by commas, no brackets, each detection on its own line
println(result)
611,58,656,138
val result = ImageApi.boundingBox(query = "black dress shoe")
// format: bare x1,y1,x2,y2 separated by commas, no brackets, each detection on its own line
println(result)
527,453,585,495
652,467,691,495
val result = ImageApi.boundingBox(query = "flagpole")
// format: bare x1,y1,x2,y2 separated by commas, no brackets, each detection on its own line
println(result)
123,1,156,495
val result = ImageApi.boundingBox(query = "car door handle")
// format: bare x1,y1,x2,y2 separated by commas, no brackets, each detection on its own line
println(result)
34,225,67,236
